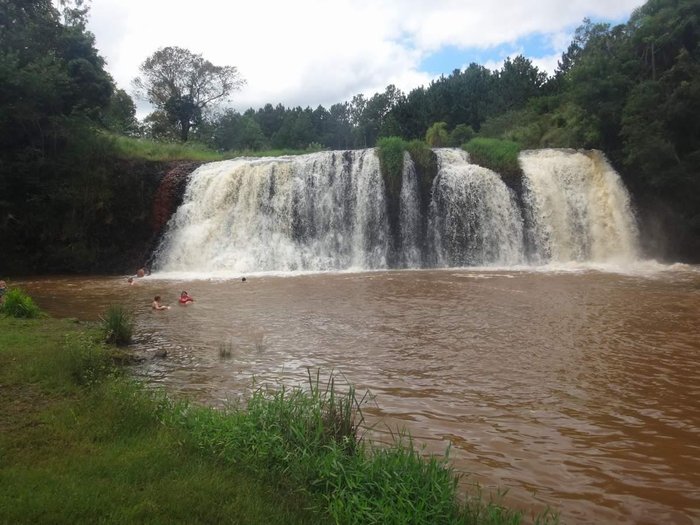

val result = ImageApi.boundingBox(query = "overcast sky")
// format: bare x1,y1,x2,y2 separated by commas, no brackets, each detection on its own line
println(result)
86,0,645,115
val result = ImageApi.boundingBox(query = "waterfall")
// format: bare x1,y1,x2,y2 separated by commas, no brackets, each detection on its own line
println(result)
153,150,388,273
428,149,525,266
520,149,639,264
399,151,422,268
153,147,641,274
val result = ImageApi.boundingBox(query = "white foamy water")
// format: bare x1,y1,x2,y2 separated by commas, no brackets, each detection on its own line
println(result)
154,148,643,273
429,148,525,266
520,149,639,264
154,151,388,273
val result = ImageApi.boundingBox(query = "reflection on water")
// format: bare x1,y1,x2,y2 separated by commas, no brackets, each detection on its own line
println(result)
16,267,700,524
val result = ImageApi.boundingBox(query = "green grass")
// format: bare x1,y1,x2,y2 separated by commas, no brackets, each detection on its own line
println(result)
235,146,325,157
0,315,557,524
0,316,323,524
108,133,324,162
464,138,522,179
109,134,226,162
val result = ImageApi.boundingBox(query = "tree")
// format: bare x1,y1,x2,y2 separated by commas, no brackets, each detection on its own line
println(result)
449,124,475,146
133,46,245,141
0,0,127,273
102,89,138,135
350,85,404,147
211,110,266,151
425,122,449,147
492,55,548,114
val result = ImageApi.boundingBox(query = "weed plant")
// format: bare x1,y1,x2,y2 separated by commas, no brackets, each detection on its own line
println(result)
1,288,43,318
100,304,134,346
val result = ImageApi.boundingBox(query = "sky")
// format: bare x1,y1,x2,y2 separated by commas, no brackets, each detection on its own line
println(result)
85,0,646,116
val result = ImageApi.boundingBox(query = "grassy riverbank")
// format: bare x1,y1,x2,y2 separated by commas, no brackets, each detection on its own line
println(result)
0,316,556,524
0,317,321,524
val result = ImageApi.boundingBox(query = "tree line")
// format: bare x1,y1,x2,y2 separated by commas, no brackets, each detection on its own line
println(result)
1,0,699,273
127,0,700,261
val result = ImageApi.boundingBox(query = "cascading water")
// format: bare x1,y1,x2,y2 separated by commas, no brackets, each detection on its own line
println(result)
153,147,641,274
399,151,422,268
428,149,525,266
520,149,639,264
153,150,388,273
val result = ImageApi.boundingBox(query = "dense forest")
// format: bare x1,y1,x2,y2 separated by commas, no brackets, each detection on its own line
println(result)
1,0,699,273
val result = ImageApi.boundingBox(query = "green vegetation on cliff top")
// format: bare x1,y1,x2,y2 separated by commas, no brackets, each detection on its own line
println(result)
464,138,522,179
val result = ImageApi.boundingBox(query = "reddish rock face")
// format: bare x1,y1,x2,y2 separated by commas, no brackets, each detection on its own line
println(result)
152,162,200,234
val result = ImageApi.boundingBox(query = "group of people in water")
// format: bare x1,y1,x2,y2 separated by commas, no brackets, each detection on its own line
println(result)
125,267,194,311
126,266,246,311
152,291,194,310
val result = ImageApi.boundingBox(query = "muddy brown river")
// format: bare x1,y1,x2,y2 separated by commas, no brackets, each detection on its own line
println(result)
14,266,700,524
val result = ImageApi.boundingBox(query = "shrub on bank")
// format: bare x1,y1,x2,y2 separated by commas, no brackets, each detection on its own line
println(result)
1,288,43,318
100,304,134,346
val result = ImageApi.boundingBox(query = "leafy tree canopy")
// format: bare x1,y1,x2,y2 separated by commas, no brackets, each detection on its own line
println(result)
133,46,245,141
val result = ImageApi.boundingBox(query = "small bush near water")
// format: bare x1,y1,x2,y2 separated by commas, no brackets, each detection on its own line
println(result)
1,288,43,318
100,304,134,346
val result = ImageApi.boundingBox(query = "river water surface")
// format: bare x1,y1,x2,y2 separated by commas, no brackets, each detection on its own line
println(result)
16,266,700,524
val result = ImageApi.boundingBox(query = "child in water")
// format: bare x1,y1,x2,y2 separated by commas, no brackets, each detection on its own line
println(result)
152,296,170,310
178,291,194,305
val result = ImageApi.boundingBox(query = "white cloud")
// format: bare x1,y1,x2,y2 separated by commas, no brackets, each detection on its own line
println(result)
532,53,564,75
86,0,644,114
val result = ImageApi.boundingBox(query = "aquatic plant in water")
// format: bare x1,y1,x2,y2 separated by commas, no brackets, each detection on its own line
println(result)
100,305,134,346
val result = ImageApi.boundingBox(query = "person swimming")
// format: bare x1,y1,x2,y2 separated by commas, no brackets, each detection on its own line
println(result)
178,291,194,305
152,295,170,310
